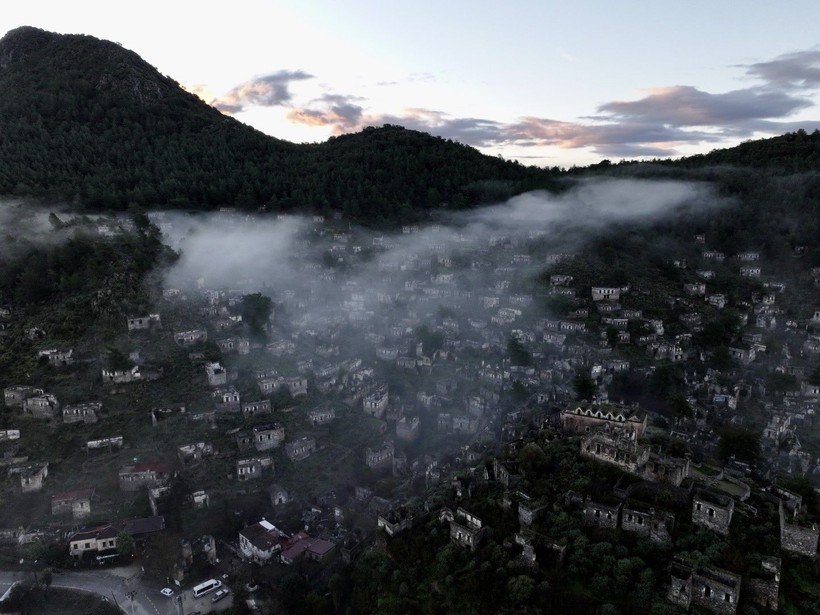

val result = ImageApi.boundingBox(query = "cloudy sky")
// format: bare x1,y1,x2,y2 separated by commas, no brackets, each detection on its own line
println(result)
4,1,820,167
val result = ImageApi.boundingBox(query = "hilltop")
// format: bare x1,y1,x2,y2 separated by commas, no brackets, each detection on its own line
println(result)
0,26,557,225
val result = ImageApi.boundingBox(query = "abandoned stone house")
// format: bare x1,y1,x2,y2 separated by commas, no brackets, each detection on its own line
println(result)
514,532,566,568
253,423,285,451
22,393,61,419
396,416,420,441
267,339,295,356
801,381,820,398
642,454,689,487
736,251,760,261
549,274,574,286
728,344,756,364
174,329,208,346
150,403,186,426
62,402,101,425
518,500,549,526
236,456,273,481
363,383,389,418
205,362,228,387
621,501,674,543
127,313,161,331
378,507,417,537
651,343,684,362
217,336,250,355
493,459,520,487
12,462,48,492
778,499,819,556
0,429,20,443
101,365,142,384
449,507,486,551
86,436,124,453
3,385,42,408
692,489,735,535
592,286,625,302
667,559,740,615
684,283,706,296
51,488,95,519
213,386,240,412
38,348,73,366
118,462,169,492
707,294,727,309
177,442,213,466
583,497,622,529
235,430,255,451
702,250,726,261
580,430,650,475
452,414,479,434
286,436,317,461
307,405,336,426
242,399,271,416
269,484,290,506
193,490,211,510
282,376,309,397
560,403,647,437
365,441,395,469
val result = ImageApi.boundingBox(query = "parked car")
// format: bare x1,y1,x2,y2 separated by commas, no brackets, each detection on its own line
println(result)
160,587,174,597
211,588,230,603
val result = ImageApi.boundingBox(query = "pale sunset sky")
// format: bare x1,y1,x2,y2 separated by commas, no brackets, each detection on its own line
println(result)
3,1,820,167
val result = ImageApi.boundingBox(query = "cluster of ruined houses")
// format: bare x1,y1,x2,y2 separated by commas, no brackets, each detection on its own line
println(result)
145,222,818,520
368,399,817,613
2,218,817,601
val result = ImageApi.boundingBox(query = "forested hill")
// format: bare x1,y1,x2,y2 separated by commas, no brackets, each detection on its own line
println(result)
0,26,557,225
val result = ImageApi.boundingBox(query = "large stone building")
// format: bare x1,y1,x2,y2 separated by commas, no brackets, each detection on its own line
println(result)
561,403,647,437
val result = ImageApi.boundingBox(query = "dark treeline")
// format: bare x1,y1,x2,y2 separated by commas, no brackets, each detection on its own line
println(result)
0,27,559,226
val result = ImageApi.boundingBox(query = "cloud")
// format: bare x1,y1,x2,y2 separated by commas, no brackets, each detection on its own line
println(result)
157,178,720,315
285,94,364,130
212,70,314,114
220,47,820,159
597,85,812,126
285,101,719,157
745,49,820,89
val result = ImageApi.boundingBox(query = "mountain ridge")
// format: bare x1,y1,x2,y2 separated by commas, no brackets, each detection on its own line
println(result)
1,26,819,224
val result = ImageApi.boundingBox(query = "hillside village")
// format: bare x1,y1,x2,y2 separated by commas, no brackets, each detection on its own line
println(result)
0,206,817,613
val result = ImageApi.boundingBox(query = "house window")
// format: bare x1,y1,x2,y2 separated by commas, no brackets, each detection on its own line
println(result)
696,502,702,511
594,510,600,518
85,542,91,549
637,517,643,525
724,593,732,603
704,586,711,597
708,508,715,517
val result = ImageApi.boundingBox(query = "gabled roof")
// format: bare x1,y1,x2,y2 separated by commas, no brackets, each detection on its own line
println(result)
121,515,165,536
51,488,95,503
70,523,118,542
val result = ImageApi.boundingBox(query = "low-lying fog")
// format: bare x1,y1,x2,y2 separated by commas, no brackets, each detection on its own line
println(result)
153,178,721,332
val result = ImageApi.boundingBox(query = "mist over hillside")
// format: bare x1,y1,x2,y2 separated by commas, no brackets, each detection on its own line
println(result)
154,179,725,346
